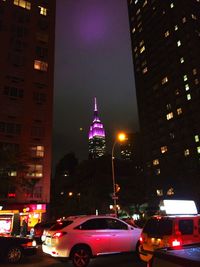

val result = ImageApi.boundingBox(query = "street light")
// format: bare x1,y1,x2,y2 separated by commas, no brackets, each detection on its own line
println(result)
111,132,127,216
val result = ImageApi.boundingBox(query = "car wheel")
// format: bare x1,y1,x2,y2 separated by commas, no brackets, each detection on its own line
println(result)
71,246,91,267
6,246,22,263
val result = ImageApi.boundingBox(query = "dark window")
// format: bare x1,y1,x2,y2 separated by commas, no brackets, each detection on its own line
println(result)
143,218,173,236
78,218,107,230
179,220,193,235
106,219,128,230
50,220,73,231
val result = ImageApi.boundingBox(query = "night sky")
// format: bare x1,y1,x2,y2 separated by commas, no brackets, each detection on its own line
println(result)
53,0,138,165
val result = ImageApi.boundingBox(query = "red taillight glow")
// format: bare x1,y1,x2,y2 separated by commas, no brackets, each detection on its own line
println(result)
52,231,67,238
139,236,143,243
172,239,181,247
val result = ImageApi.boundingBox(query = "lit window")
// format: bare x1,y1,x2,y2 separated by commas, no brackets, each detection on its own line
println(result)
34,60,48,71
164,30,169,37
27,164,43,177
174,25,178,31
31,145,44,158
38,6,47,16
153,159,159,165
183,75,188,81
170,3,174,8
185,84,190,91
157,189,163,196
193,68,197,75
132,27,136,33
161,146,168,153
191,14,197,20
143,0,147,7
10,171,17,176
177,40,181,47
167,187,174,195
182,17,186,23
197,147,200,154
184,149,190,156
140,45,145,53
136,8,141,15
187,94,191,100
142,67,148,74
195,135,199,142
195,79,199,85
169,132,175,139
166,112,173,120
166,103,171,110
162,76,168,84
177,108,182,115
175,89,180,95
14,0,31,10
155,169,161,175
180,57,184,63
139,40,144,46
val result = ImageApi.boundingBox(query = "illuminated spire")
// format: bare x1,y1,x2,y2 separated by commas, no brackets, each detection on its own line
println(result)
94,97,97,112
88,97,106,158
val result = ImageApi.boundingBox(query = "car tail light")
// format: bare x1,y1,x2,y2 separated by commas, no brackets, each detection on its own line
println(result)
52,231,67,238
139,236,143,243
22,240,37,247
171,238,182,247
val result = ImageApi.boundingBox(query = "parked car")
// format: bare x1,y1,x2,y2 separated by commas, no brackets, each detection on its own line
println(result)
33,221,56,242
139,200,200,263
0,235,37,263
42,215,142,267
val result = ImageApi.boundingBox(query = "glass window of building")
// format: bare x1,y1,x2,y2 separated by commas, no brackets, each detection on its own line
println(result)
170,3,174,8
195,135,199,142
180,57,184,63
38,6,47,16
183,75,188,81
162,76,168,84
177,40,181,47
161,146,168,153
140,45,145,53
177,108,182,115
182,17,187,23
185,84,190,91
165,30,169,37
174,25,178,31
197,147,200,154
193,68,197,75
187,94,191,100
184,149,190,156
142,67,148,74
153,159,159,165
166,112,173,120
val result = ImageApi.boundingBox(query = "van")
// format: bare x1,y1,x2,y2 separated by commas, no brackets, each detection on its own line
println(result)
139,200,200,263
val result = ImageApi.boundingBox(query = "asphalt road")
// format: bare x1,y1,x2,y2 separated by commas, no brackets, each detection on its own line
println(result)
0,246,147,267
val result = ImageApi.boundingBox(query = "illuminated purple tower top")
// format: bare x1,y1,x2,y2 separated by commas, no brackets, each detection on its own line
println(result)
88,97,106,159
89,97,105,139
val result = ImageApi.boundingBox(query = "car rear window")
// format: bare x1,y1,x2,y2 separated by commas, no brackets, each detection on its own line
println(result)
143,218,173,236
50,220,73,230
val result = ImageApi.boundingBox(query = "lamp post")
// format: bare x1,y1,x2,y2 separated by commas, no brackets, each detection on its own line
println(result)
111,132,127,216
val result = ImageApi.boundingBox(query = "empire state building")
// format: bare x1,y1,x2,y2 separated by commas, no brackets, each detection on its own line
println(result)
88,97,106,159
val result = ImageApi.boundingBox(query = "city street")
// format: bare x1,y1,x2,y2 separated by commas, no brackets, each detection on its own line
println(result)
0,246,146,267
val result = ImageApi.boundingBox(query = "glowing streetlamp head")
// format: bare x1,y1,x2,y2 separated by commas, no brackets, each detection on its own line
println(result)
117,132,127,142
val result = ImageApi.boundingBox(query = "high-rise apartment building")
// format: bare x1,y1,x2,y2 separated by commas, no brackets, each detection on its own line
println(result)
127,0,200,201
88,97,106,159
0,0,55,205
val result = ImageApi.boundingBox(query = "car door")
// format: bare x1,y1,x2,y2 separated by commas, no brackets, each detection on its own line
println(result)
77,218,111,255
106,218,134,253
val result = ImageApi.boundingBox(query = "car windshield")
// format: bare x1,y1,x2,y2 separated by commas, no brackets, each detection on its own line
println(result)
143,218,173,236
50,220,73,230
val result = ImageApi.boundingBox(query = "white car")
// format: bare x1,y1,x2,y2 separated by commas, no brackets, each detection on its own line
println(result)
42,215,142,267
